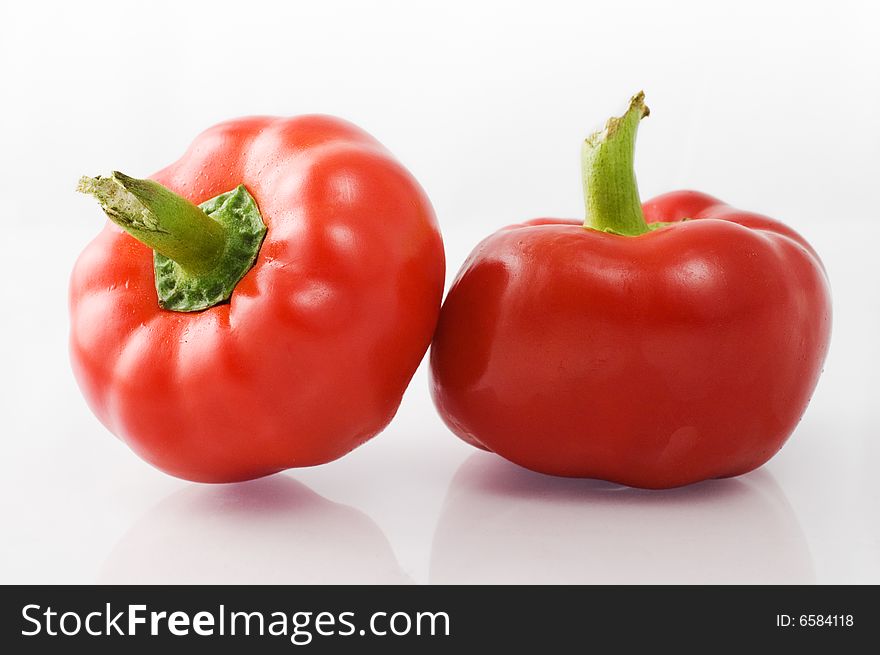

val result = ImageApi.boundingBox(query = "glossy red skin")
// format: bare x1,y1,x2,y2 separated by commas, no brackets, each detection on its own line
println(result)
430,191,831,489
71,116,445,482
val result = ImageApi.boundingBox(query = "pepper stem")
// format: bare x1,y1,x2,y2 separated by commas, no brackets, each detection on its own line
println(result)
77,172,226,274
78,172,267,312
582,92,650,236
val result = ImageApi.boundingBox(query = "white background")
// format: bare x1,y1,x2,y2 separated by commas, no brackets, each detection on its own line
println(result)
1,0,878,583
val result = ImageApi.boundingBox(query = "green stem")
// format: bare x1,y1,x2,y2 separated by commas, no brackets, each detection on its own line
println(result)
78,172,267,312
77,172,225,274
582,91,650,236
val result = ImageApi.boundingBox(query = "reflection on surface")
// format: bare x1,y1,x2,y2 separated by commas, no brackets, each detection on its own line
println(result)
430,453,813,584
101,475,408,584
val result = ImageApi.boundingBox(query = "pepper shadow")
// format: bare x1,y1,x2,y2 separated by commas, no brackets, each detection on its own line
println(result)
100,475,409,584
430,452,814,584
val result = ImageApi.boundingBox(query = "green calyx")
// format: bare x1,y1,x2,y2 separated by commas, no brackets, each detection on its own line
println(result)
582,91,651,236
77,172,266,312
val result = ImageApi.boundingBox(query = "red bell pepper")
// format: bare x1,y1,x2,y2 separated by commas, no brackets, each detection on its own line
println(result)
72,116,445,482
429,93,831,489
